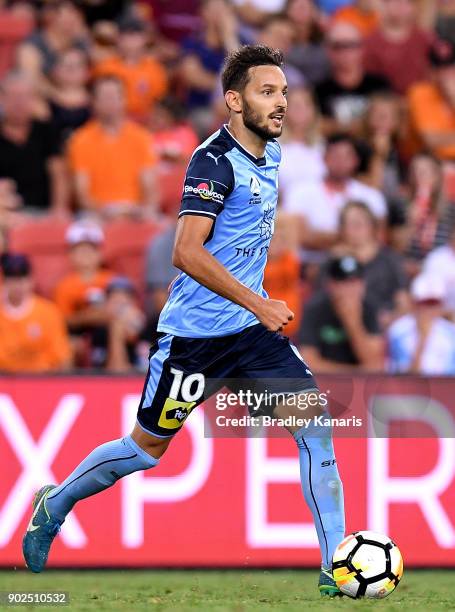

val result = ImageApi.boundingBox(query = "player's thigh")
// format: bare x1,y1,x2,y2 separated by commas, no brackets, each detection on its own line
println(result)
135,333,230,441
238,325,325,432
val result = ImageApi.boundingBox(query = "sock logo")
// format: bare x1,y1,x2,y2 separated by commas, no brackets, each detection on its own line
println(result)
321,459,337,467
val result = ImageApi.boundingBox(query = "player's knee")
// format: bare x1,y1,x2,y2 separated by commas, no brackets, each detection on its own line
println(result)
130,424,173,459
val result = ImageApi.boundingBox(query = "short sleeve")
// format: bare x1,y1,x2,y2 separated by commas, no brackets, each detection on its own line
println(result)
179,148,234,220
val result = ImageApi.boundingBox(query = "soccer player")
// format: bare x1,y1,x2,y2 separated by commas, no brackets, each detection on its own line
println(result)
23,45,345,596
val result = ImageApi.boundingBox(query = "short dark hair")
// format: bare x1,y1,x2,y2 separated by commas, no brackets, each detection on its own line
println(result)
221,44,284,94
326,132,357,149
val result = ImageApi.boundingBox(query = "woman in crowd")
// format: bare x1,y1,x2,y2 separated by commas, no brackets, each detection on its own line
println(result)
279,86,325,201
48,47,91,143
360,92,404,199
402,153,455,274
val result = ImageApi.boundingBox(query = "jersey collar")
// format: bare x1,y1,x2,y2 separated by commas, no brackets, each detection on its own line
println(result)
222,124,266,167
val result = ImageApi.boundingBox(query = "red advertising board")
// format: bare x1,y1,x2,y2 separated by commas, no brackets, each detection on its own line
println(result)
0,375,454,567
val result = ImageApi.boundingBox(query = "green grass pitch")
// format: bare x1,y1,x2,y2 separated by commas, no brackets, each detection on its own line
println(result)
0,569,453,611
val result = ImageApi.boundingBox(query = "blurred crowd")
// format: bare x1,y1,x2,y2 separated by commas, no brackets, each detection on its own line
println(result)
0,0,455,375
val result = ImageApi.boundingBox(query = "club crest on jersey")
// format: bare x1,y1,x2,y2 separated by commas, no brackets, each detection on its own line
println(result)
259,205,275,240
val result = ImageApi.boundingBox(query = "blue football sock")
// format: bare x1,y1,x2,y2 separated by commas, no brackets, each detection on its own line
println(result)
46,435,158,523
294,417,345,570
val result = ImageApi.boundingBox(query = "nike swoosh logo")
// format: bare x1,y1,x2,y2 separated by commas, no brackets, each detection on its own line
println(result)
27,491,48,532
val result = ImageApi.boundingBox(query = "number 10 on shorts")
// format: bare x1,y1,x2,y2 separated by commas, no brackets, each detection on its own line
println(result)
157,368,205,430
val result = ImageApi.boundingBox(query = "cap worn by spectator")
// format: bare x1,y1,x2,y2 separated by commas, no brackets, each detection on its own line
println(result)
429,39,455,68
1,253,31,277
327,255,364,281
411,274,446,304
65,221,104,246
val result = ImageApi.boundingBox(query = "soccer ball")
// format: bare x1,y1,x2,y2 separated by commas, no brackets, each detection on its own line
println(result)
332,531,403,598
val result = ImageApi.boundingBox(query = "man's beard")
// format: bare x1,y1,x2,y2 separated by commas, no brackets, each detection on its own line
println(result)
242,98,282,141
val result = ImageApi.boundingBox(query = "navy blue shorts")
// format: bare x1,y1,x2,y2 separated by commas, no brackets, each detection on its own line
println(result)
136,323,317,437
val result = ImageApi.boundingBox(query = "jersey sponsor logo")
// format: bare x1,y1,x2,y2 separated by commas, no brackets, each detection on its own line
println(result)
184,181,224,202
158,397,196,430
206,151,221,165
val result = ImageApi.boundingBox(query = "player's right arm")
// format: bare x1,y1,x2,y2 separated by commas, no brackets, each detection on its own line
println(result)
173,148,293,332
173,215,293,332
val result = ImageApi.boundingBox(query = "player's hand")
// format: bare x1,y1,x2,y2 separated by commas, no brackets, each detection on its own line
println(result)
254,298,294,332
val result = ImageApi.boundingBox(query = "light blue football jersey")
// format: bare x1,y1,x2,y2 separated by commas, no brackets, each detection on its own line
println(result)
157,124,281,338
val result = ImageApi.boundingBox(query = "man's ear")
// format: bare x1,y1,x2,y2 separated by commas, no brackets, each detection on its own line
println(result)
225,90,242,113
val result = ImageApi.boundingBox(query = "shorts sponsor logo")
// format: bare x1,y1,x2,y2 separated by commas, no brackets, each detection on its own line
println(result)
184,181,224,202
158,397,196,430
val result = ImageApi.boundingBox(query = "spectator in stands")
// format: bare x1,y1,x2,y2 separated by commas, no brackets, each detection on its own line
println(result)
403,153,455,270
93,16,168,124
364,0,432,94
333,201,409,326
263,212,302,338
0,253,71,371
67,75,158,218
361,92,403,198
282,133,387,257
179,0,240,135
333,0,379,36
90,20,118,65
256,15,305,89
232,0,287,28
0,71,69,214
54,220,113,367
17,0,87,88
433,0,455,46
0,0,35,79
285,0,330,86
407,38,455,161
422,224,455,317
144,0,201,45
149,97,199,164
279,86,325,200
48,47,90,144
298,255,384,371
145,223,178,329
317,0,353,14
387,273,455,374
315,21,390,135
104,276,147,372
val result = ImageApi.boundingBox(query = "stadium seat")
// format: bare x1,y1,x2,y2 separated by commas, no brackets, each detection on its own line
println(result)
102,218,167,301
8,217,71,298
